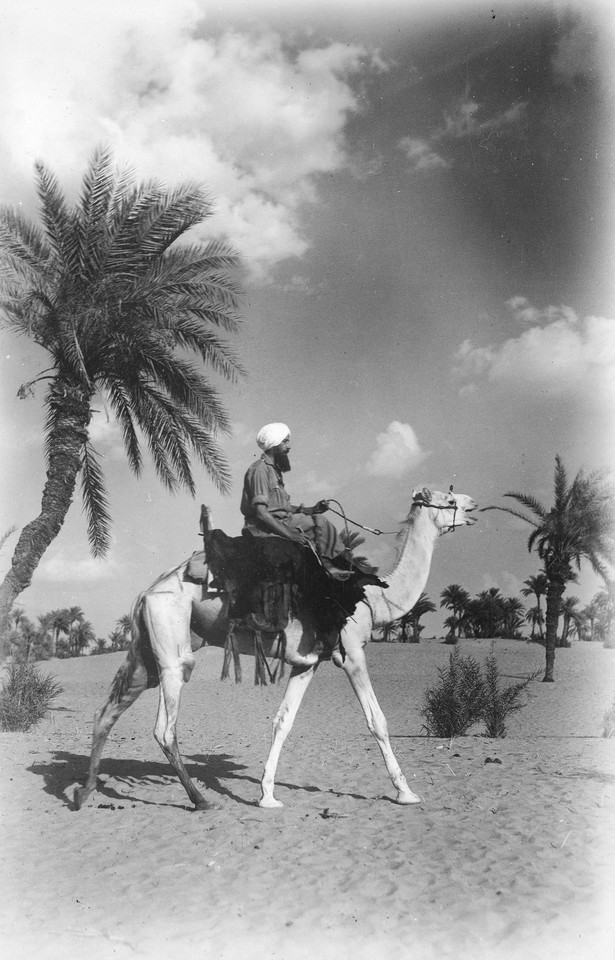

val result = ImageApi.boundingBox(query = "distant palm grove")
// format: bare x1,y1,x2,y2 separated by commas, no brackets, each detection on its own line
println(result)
6,575,613,664
0,148,243,655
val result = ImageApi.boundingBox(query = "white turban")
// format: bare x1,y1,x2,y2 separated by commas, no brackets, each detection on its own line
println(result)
256,422,290,451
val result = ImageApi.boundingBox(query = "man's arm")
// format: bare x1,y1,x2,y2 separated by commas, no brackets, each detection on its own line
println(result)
253,504,307,542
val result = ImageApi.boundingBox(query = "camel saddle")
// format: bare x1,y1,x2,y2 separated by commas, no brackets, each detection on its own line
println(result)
190,529,382,635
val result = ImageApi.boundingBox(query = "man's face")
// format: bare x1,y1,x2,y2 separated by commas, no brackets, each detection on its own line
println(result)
272,435,291,472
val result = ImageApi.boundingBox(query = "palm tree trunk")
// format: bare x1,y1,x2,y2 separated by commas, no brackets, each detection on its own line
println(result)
0,386,91,655
543,580,565,681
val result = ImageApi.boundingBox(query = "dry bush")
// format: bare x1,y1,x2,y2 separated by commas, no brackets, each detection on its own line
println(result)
0,661,63,731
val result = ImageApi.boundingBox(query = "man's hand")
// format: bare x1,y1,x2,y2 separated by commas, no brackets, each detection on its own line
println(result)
288,528,311,545
310,499,329,515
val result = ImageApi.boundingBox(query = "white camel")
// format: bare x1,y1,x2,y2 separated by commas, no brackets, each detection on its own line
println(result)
74,486,476,811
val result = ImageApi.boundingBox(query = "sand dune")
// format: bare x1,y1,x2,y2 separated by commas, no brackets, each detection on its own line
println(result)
1,638,614,960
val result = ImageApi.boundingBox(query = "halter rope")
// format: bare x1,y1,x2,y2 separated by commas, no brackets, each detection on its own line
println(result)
324,485,459,537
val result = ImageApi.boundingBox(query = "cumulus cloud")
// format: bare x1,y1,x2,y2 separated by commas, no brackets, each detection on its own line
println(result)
0,1,378,282
366,421,429,478
453,298,615,405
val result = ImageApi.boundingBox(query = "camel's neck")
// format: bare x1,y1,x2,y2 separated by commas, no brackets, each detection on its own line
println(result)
368,507,438,628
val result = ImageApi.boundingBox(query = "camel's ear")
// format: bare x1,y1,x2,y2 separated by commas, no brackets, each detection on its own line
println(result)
421,487,432,503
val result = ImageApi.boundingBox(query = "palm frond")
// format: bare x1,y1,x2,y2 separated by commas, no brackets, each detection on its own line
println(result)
34,161,73,265
80,442,111,557
481,504,540,528
502,491,548,519
104,383,143,476
0,208,51,279
553,454,569,510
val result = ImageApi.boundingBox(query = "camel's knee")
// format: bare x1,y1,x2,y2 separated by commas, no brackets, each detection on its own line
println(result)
181,653,195,683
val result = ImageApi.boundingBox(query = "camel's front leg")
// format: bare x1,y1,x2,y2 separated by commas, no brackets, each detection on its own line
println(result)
260,664,316,808
343,647,421,805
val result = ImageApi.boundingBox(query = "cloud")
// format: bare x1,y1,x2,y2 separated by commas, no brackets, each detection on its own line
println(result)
453,298,615,405
398,97,526,175
37,550,120,583
439,98,526,141
87,411,127,460
398,137,449,172
366,421,429,477
0,1,379,282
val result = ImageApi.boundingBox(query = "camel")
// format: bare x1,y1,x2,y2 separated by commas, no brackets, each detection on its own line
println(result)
74,486,476,811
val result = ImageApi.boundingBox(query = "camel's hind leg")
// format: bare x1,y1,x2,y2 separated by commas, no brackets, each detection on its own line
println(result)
260,664,317,808
73,654,149,810
153,665,218,811
143,590,219,811
342,645,421,805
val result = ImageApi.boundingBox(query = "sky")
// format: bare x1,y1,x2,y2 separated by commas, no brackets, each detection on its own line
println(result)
1,0,614,640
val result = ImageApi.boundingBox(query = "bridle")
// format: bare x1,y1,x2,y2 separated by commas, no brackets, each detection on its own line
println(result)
325,485,460,538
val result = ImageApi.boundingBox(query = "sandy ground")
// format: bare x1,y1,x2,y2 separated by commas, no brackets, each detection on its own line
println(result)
1,638,614,960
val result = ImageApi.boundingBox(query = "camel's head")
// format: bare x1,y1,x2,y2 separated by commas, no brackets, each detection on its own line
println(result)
411,487,477,534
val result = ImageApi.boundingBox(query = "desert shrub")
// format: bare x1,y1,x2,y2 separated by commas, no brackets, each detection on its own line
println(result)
421,646,538,739
421,648,486,737
602,696,615,738
481,650,539,737
0,662,63,731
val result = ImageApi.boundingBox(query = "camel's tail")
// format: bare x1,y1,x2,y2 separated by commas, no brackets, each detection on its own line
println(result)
109,594,160,702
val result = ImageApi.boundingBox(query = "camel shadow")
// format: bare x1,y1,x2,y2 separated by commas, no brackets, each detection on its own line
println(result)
28,750,366,811
186,754,369,803
28,750,252,811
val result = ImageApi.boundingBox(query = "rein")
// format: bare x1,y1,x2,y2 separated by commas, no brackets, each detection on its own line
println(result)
325,499,397,536
325,486,459,538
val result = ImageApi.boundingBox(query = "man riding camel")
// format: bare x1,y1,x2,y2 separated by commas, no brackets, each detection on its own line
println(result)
240,422,352,579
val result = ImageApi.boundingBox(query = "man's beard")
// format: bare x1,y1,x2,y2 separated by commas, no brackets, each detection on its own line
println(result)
273,449,291,473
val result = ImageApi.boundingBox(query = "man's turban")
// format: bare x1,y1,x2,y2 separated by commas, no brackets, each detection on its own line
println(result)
256,423,291,451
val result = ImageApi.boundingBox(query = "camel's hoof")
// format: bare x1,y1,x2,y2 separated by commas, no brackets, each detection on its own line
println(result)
395,792,422,806
192,797,221,812
259,797,285,809
73,787,87,810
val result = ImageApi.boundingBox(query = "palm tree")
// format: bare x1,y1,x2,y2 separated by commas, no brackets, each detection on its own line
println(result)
72,619,96,656
474,587,504,638
501,596,525,638
439,584,470,641
524,604,544,642
581,599,600,642
521,574,548,640
590,587,615,646
484,456,615,681
403,592,436,642
48,608,71,658
560,595,581,646
0,148,243,648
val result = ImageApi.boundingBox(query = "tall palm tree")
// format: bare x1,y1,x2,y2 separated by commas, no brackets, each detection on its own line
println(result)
439,584,470,641
484,456,615,681
521,573,548,640
0,148,243,646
